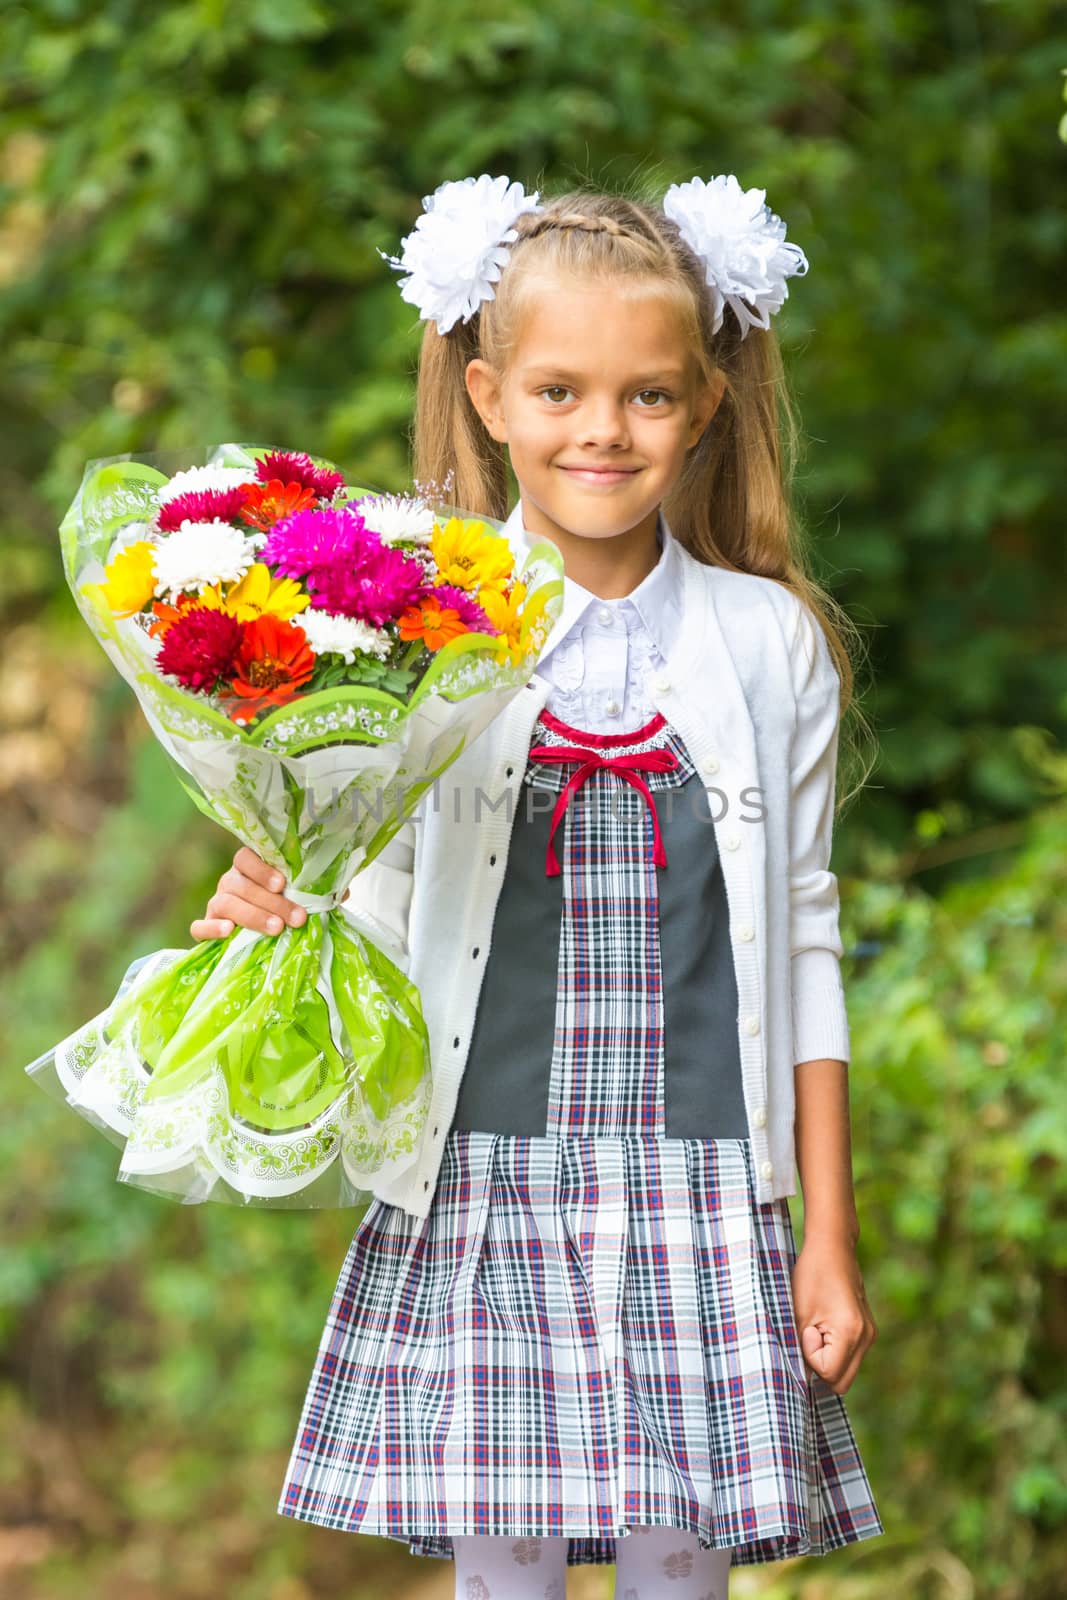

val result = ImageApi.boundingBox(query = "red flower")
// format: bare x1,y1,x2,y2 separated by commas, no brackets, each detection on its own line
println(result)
157,606,244,691
156,486,254,531
256,450,345,501
224,614,316,723
238,478,317,533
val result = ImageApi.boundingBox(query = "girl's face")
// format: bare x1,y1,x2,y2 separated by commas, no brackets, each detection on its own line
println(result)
466,278,723,563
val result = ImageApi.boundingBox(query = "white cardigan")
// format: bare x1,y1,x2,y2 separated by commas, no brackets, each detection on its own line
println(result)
341,504,851,1217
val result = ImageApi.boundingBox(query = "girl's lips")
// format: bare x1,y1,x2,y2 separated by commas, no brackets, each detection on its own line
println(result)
559,466,640,485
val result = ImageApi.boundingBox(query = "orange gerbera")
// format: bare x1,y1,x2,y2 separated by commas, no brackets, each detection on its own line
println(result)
147,594,198,638
238,478,317,533
224,614,316,724
396,598,469,652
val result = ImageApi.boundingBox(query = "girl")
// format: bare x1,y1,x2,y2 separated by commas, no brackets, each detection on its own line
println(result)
192,174,884,1598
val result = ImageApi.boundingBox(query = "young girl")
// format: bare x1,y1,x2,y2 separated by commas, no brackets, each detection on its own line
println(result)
191,174,884,1597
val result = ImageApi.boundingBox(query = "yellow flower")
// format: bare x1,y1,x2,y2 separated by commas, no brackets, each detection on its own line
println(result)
480,580,553,668
198,562,310,622
431,516,514,594
100,541,157,617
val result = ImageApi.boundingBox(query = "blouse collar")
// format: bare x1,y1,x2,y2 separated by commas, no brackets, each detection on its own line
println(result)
500,498,684,664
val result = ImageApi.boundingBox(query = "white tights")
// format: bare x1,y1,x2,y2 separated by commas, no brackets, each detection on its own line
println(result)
451,1525,732,1598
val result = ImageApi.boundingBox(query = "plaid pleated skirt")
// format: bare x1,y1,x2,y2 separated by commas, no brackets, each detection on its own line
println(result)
277,711,884,1567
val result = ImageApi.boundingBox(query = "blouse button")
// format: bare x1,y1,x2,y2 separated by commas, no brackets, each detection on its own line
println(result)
760,1160,774,1181
605,699,621,717
597,606,612,625
743,1014,760,1036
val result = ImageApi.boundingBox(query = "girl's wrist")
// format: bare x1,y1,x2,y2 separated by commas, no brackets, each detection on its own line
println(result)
798,1209,861,1250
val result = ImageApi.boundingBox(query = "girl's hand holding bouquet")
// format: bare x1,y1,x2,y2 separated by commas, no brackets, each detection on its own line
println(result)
24,443,564,1213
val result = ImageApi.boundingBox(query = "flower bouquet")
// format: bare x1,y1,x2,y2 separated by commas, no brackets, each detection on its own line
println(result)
24,443,563,1210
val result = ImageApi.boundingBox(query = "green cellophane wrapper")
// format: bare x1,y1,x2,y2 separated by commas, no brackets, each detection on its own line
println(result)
24,444,564,1210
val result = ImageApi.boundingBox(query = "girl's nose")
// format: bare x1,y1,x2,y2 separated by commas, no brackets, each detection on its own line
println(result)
577,401,631,448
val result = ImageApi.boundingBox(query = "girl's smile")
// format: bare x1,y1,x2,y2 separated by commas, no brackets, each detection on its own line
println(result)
557,464,642,486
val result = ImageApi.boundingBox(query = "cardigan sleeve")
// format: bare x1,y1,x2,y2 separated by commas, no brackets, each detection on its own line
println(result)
786,596,851,1066
339,815,416,974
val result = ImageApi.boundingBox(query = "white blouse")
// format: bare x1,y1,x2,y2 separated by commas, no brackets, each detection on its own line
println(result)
529,513,680,735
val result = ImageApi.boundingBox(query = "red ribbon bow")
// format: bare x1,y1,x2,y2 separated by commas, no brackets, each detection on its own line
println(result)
527,741,681,877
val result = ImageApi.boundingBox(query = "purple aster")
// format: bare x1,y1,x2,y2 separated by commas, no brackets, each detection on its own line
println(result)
259,505,370,580
256,449,346,501
156,486,252,532
426,582,500,634
309,543,427,628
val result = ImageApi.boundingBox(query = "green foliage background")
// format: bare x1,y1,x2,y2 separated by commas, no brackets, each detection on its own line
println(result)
1,3,1065,1597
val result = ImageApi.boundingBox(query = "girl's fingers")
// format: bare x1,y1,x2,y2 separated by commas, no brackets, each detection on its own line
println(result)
189,916,235,942
233,845,287,893
193,869,307,939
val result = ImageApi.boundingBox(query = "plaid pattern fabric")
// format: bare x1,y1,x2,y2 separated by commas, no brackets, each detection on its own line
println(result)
277,714,884,1567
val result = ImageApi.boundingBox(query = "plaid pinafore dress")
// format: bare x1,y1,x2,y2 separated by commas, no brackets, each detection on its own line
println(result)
277,706,884,1568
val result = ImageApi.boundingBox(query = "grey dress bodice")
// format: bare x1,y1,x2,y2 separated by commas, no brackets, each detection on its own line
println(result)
450,711,747,1140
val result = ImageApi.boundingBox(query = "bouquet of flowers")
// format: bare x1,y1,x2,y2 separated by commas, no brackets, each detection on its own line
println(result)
24,443,564,1211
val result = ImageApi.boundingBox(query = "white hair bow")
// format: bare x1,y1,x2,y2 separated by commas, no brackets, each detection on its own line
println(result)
380,171,807,339
377,174,543,336
662,174,809,337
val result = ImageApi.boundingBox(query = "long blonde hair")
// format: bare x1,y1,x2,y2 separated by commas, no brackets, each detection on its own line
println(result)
408,181,875,814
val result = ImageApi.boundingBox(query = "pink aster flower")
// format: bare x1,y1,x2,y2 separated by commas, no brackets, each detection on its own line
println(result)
157,606,244,692
256,450,346,502
259,506,369,580
426,582,499,634
309,542,427,628
156,485,253,532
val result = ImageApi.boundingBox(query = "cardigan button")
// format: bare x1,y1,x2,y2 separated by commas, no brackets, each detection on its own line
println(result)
743,1014,760,1035
737,923,755,941
701,756,720,776
760,1160,774,1181
753,1106,767,1128
725,833,741,850
652,673,671,693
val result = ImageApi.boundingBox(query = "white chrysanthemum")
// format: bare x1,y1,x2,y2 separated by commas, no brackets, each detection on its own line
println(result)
378,174,543,335
294,609,392,664
662,174,809,338
157,465,255,503
356,493,437,546
152,521,257,602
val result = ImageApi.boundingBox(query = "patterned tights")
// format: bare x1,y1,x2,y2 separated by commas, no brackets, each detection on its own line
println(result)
451,1526,732,1598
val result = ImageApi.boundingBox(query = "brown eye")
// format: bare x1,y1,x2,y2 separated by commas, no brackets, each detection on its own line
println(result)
635,389,669,407
542,386,571,403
